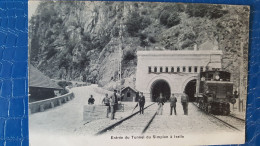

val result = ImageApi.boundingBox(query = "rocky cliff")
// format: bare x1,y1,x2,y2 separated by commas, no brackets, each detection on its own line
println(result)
29,1,249,90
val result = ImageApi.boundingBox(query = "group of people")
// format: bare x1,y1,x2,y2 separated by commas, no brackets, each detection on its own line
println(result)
102,91,146,119
89,89,189,120
88,89,119,120
135,91,189,116
102,90,118,120
157,92,189,115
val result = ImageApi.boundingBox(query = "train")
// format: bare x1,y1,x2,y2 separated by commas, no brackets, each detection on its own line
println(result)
195,69,236,115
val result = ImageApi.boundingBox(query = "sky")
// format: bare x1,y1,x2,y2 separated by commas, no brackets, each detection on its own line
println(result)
28,1,41,20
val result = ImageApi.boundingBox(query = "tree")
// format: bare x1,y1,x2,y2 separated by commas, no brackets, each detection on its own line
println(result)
125,12,151,36
167,13,181,27
123,48,136,61
186,4,227,19
159,10,170,26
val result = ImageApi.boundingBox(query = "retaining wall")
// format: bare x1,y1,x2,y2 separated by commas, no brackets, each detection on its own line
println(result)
29,87,74,114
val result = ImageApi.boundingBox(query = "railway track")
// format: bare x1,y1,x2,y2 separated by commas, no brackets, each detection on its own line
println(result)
228,114,245,122
95,102,159,135
192,103,244,131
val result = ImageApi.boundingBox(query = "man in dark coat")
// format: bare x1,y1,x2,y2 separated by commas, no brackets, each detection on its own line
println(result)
110,90,118,120
113,90,118,109
138,92,145,114
234,90,239,99
88,95,95,105
181,92,189,115
169,93,177,115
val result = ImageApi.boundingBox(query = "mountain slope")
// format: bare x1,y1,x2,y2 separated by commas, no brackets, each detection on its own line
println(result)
29,1,249,90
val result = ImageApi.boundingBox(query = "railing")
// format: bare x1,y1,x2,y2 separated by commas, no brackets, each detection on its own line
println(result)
29,87,74,114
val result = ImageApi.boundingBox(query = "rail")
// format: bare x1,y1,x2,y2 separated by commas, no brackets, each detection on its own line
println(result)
141,107,159,134
95,102,156,135
228,115,245,122
29,87,74,114
192,102,241,131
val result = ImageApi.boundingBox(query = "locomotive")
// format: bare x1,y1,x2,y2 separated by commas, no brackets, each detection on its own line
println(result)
195,69,236,115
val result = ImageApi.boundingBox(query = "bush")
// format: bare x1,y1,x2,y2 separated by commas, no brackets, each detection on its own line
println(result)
78,54,90,70
163,4,185,13
134,3,139,8
140,40,149,47
149,36,156,43
82,33,91,42
160,11,181,27
167,13,181,27
123,48,136,60
46,47,57,60
126,12,151,36
141,9,148,15
184,32,196,40
186,4,208,18
140,17,151,30
186,4,227,19
159,11,170,25
175,31,180,37
57,81,73,89
112,26,119,37
139,33,147,40
125,12,142,36
40,5,57,22
30,37,40,61
67,43,75,55
58,56,70,70
46,30,54,38
181,40,194,49
208,5,228,19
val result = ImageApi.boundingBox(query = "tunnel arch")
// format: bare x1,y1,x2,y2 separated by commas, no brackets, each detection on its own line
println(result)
181,76,197,92
150,79,171,102
181,76,198,102
184,79,197,102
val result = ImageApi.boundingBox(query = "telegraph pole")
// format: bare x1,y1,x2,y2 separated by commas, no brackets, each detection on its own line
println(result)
237,13,245,112
239,42,244,112
118,3,124,97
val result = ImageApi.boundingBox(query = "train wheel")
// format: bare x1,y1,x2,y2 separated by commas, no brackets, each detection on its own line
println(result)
206,106,210,113
223,110,228,116
208,106,212,114
199,102,202,108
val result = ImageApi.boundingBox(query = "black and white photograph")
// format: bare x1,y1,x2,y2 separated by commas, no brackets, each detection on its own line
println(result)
28,1,250,146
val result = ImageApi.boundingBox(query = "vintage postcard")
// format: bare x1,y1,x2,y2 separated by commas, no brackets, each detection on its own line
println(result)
28,1,249,146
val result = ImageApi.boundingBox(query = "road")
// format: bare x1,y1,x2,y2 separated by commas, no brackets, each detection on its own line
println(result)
29,85,245,146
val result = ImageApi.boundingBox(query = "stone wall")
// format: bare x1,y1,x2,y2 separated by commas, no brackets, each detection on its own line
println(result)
29,87,74,114
136,50,223,101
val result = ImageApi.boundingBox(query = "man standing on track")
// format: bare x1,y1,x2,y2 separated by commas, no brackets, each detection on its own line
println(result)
181,91,189,115
110,90,118,120
169,93,177,115
138,92,145,114
102,93,110,118
157,93,165,115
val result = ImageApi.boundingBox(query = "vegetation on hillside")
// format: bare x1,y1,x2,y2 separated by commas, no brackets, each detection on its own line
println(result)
29,2,249,89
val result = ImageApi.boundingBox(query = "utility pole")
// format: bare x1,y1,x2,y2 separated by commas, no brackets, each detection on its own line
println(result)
237,13,245,112
118,2,124,97
239,41,244,112
72,47,79,81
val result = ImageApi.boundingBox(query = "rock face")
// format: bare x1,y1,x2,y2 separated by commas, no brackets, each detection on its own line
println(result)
29,1,249,90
